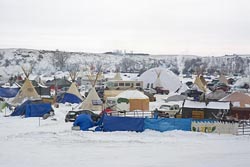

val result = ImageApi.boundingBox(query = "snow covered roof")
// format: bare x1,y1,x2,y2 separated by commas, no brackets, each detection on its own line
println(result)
206,101,230,110
183,100,230,109
220,91,250,108
116,90,148,99
183,100,206,109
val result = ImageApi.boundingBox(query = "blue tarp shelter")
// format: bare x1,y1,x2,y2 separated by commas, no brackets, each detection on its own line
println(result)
73,114,95,131
144,118,192,132
57,93,82,104
11,100,52,117
0,87,19,98
102,115,144,132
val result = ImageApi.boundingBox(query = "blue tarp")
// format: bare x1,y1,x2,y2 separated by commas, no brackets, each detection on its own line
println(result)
73,114,95,131
0,87,19,98
11,100,31,116
11,100,52,117
25,103,52,117
102,115,144,132
57,93,82,104
144,118,192,132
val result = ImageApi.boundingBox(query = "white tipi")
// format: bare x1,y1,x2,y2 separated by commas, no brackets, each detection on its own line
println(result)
12,67,40,105
67,72,84,101
79,71,103,111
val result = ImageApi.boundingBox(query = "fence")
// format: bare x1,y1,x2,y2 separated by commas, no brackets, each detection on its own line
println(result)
191,120,239,135
238,120,250,135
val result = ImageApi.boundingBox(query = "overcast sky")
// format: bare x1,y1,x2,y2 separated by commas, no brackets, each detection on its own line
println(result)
0,0,249,56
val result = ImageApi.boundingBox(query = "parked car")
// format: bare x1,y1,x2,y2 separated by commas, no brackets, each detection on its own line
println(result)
156,103,180,118
65,110,101,122
155,87,169,95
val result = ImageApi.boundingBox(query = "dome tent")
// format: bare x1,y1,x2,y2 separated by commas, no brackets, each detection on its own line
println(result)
116,90,149,111
139,67,181,93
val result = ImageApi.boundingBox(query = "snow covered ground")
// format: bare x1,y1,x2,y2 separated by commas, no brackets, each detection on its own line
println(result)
1,104,250,167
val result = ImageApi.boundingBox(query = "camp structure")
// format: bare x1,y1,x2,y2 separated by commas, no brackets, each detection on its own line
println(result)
79,71,103,111
57,72,84,104
220,92,250,120
112,72,123,81
11,67,40,106
181,100,230,120
115,90,149,112
164,94,187,103
205,89,230,101
139,67,181,93
218,74,228,86
193,75,207,93
10,100,53,118
0,87,19,98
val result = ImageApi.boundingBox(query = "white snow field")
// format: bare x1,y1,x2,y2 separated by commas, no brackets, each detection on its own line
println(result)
1,105,250,167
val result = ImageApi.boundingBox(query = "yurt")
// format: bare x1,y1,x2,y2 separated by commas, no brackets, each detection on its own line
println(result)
116,90,149,111
139,67,181,93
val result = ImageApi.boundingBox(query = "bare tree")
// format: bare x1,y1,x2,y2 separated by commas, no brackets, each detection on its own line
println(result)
96,61,103,72
51,49,71,71
119,58,136,72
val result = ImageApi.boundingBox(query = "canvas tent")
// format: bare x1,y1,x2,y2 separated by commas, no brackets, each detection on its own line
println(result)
79,70,104,111
139,67,181,93
218,74,228,85
12,78,40,105
112,72,123,81
79,87,103,111
116,90,149,111
206,89,230,101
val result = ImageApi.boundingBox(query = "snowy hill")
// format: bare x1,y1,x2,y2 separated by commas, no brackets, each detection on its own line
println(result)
0,48,250,78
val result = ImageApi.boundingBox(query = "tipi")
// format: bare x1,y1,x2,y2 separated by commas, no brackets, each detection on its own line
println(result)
79,71,103,111
57,72,84,104
193,75,207,92
12,67,40,105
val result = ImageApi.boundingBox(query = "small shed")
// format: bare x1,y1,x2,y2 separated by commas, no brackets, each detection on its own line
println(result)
116,90,149,111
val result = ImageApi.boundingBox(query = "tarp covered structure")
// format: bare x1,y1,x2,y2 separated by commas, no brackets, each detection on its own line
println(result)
206,89,229,101
102,115,144,132
11,100,52,117
0,87,19,98
144,118,192,132
73,114,95,131
57,82,83,104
